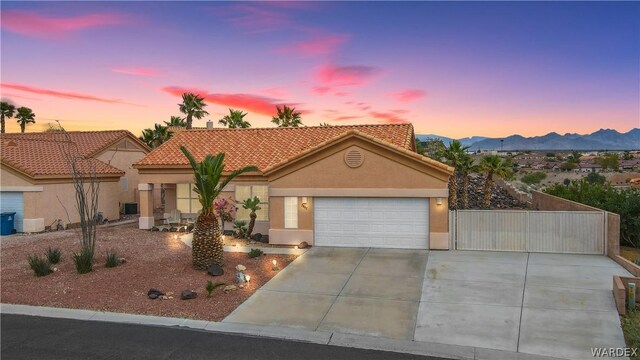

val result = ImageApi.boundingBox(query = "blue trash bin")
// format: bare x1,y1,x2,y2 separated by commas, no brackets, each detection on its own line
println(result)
0,212,16,235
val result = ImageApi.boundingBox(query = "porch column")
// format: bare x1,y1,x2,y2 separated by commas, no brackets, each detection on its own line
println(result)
139,183,155,229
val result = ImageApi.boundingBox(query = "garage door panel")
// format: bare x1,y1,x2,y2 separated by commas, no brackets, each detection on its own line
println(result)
314,198,428,249
0,192,24,233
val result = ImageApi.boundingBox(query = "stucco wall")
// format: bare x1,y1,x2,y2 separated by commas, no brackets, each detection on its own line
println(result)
607,212,620,257
0,167,32,186
531,190,600,211
96,146,147,206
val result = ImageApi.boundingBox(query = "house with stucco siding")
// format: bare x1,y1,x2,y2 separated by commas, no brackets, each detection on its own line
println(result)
0,131,150,232
133,124,454,250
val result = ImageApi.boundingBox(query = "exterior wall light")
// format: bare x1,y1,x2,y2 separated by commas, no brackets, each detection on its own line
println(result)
436,197,443,206
301,197,308,209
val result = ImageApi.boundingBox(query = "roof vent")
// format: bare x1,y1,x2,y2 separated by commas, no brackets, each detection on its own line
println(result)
344,148,364,168
6,140,17,147
206,120,214,129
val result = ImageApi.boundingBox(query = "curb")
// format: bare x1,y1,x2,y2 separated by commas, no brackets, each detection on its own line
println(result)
1,303,564,360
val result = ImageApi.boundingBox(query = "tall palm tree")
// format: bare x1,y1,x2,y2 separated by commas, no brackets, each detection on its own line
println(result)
442,140,470,209
456,155,476,209
178,93,209,130
139,124,170,148
139,128,155,148
271,105,303,127
164,115,186,127
15,107,36,133
479,155,512,208
242,196,261,239
1,101,16,133
219,109,251,128
180,146,258,269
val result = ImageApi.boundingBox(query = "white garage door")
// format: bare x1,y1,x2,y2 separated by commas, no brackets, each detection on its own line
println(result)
0,192,24,233
314,198,429,249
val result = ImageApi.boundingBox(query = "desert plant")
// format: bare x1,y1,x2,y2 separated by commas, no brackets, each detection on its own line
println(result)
214,197,236,234
521,172,547,186
73,248,93,274
180,146,258,269
271,105,303,127
442,140,470,210
46,247,62,264
206,280,225,298
248,248,264,258
233,220,248,238
28,255,52,277
242,196,261,239
479,155,513,208
105,249,119,268
179,92,209,129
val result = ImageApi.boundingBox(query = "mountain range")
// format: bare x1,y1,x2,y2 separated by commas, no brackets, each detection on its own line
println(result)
416,128,640,151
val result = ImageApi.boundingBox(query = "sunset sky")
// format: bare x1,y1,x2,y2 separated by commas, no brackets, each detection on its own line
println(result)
1,1,638,138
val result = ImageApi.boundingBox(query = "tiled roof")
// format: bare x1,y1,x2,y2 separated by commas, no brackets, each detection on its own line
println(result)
1,130,150,157
1,131,131,178
135,124,416,171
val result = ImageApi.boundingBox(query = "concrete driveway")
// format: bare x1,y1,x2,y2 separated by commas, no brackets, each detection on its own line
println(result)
415,251,632,360
224,247,427,340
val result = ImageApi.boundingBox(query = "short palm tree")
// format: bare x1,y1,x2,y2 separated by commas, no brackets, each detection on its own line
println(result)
15,107,36,133
139,128,155,148
242,196,261,239
479,155,513,208
442,140,470,209
219,109,251,128
139,124,170,148
1,101,16,133
457,155,476,209
271,105,303,127
180,146,258,269
164,115,186,127
179,93,209,130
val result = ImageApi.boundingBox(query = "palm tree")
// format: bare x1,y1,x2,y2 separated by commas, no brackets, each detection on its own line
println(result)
139,128,155,148
180,146,258,269
242,196,261,239
479,155,512,208
139,124,170,148
15,107,36,133
178,93,209,130
219,109,251,128
271,105,303,127
456,155,476,209
1,101,16,133
164,115,186,127
442,140,470,209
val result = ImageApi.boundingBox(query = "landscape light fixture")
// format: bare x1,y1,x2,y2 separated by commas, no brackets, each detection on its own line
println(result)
272,259,279,271
245,275,251,283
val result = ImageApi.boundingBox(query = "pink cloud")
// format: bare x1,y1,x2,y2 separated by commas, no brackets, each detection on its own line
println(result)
161,86,300,116
370,110,410,124
312,86,333,95
259,87,288,98
112,67,161,77
389,89,426,103
214,4,293,34
316,64,382,86
1,82,124,104
1,10,127,39
276,34,349,56
334,115,361,122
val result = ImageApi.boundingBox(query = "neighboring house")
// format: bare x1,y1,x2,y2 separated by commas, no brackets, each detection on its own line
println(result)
0,131,150,232
133,124,454,250
579,162,602,173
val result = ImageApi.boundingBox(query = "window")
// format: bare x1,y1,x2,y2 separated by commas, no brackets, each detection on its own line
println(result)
284,197,298,229
235,185,269,221
176,183,202,214
120,177,128,192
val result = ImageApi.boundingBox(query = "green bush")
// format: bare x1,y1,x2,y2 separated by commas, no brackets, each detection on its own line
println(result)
105,249,119,268
28,255,52,277
46,247,62,264
73,248,93,274
622,310,640,359
248,248,264,258
233,220,247,238
206,280,225,298
521,172,547,185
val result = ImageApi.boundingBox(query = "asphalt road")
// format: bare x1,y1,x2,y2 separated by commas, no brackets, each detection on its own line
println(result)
1,314,448,360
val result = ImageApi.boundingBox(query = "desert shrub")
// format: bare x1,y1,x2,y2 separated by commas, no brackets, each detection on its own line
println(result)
248,248,264,258
622,310,640,359
233,220,247,238
521,172,546,185
73,248,93,274
28,255,52,277
635,258,640,266
105,249,119,268
46,247,62,264
206,280,225,298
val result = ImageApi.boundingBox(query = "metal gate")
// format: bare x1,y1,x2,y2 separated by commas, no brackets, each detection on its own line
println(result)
450,210,605,254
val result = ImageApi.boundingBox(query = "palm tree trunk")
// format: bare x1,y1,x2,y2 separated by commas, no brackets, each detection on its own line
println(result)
482,175,493,208
1,115,5,133
192,212,224,269
186,114,193,130
448,176,458,210
462,173,469,209
247,212,257,239
20,122,25,133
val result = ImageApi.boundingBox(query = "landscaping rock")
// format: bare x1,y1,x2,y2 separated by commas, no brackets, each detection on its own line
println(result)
223,285,237,293
235,264,246,271
118,258,127,265
260,235,269,244
207,264,224,276
180,289,197,300
298,241,309,249
147,288,165,299
251,233,262,242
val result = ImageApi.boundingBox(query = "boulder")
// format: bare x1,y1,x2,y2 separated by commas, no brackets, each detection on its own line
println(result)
147,288,164,300
251,233,262,242
260,235,269,244
207,264,224,276
235,264,246,272
223,285,237,293
298,241,309,249
181,289,197,300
